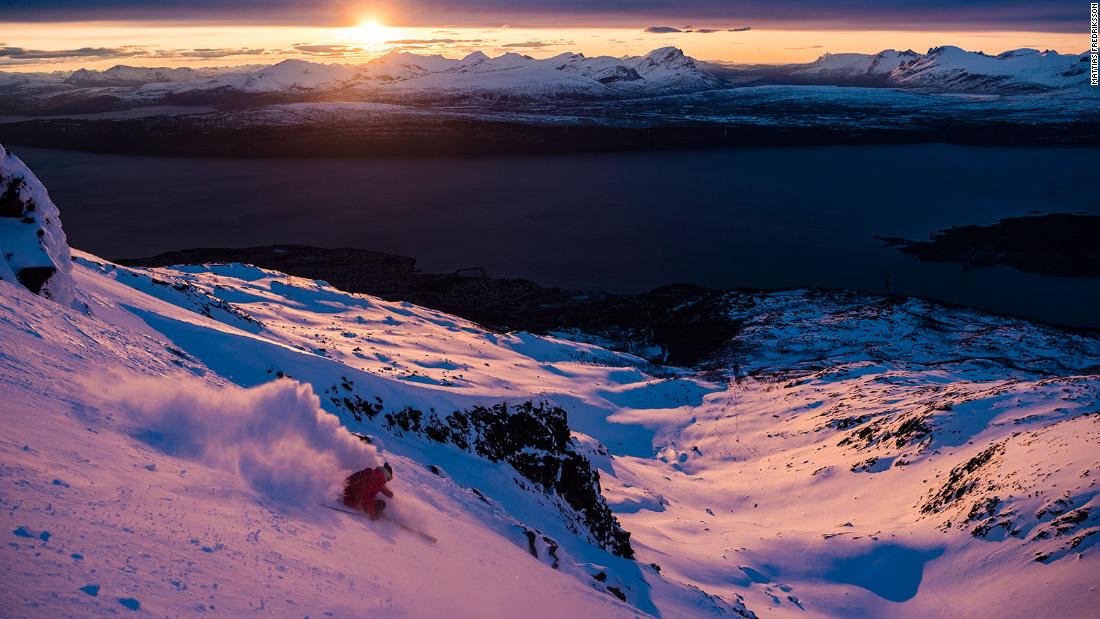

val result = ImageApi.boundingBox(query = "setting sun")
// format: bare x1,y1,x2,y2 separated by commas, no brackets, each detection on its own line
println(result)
345,20,391,48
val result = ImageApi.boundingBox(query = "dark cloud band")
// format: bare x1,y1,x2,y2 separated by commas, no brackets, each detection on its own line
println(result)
0,44,266,64
643,25,751,34
0,0,1082,32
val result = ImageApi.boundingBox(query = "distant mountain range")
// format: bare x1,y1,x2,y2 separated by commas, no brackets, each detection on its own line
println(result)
0,45,1091,111
0,45,1095,155
751,46,1090,91
2,47,719,108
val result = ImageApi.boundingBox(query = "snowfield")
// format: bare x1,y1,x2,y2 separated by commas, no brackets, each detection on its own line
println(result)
1,145,1098,618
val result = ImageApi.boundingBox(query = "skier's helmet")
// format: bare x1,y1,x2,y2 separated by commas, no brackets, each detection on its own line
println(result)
381,462,393,480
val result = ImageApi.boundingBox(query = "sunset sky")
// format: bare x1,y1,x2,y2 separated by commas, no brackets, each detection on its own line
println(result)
0,0,1089,71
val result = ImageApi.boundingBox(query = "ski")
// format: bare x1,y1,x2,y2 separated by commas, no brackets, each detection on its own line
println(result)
322,503,438,544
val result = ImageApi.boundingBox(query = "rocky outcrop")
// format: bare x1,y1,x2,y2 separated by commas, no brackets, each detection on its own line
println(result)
327,379,634,558
0,144,75,305
917,414,1100,563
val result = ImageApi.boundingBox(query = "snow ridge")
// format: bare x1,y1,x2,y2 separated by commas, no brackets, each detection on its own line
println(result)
0,144,74,305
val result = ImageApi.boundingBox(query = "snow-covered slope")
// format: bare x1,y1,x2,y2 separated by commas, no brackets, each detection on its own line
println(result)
2,149,1098,617
0,144,749,617
0,273,658,617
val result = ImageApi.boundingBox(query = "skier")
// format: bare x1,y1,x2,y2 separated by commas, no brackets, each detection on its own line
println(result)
342,462,394,520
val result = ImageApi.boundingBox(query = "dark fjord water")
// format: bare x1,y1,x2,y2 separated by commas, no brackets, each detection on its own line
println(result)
14,144,1100,328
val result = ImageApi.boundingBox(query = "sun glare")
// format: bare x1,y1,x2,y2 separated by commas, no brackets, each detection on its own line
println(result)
347,20,390,47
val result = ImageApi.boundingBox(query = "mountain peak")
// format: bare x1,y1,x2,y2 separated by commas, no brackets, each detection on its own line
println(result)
461,51,490,64
926,45,969,56
997,48,1041,58
642,46,687,63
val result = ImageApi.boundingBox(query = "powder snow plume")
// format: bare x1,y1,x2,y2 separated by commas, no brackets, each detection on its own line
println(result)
102,376,378,509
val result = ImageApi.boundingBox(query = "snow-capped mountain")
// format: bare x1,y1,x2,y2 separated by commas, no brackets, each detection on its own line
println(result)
782,45,1089,92
2,146,1098,617
888,46,1089,91
126,47,718,101
788,49,922,83
66,65,246,87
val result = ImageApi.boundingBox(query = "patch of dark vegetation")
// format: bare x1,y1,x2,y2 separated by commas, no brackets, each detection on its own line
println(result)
119,245,742,366
324,378,633,559
878,214,1100,277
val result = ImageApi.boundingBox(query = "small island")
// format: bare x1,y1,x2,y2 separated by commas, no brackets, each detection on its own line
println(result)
879,213,1100,277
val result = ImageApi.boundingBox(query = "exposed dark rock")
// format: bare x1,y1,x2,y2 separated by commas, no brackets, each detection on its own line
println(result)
326,380,633,558
543,535,560,569
523,529,538,557
0,176,26,217
838,411,932,451
922,442,1004,514
16,266,56,295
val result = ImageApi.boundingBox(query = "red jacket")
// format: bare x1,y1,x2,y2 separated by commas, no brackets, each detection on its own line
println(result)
342,468,393,516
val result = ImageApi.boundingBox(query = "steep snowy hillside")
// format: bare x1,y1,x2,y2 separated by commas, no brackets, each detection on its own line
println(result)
2,148,1098,617
0,146,749,618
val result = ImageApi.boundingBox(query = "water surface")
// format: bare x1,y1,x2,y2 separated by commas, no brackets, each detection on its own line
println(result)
14,144,1100,327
